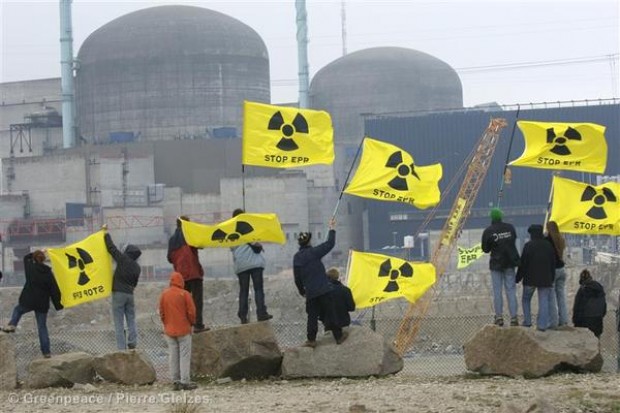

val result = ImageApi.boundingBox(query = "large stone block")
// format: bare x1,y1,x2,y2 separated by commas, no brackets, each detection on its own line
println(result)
464,325,603,378
0,333,17,390
94,350,156,385
191,322,282,380
281,326,403,378
27,352,95,388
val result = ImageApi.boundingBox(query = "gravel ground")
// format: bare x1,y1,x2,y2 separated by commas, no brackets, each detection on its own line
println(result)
2,373,620,413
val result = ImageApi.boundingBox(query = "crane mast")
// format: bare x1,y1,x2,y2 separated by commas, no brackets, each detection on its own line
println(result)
394,117,508,355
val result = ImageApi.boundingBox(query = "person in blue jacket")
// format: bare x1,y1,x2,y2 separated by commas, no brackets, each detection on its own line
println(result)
293,218,347,348
230,208,273,324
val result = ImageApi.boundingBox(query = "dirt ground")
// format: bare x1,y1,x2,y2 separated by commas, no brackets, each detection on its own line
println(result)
2,373,620,413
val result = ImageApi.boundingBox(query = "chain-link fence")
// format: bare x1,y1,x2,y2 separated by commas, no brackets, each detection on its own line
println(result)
9,312,619,382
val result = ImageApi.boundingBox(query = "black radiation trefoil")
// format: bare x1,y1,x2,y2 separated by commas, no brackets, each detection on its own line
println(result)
378,259,414,292
66,248,94,286
267,111,309,151
546,127,581,156
385,151,420,191
580,185,617,220
211,221,254,243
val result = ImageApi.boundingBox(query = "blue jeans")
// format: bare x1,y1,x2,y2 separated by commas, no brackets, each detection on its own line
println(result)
548,268,568,328
237,267,268,321
9,304,50,355
522,285,553,330
112,292,137,350
491,268,518,319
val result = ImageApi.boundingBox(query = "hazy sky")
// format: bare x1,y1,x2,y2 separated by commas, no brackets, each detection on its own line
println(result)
1,0,618,107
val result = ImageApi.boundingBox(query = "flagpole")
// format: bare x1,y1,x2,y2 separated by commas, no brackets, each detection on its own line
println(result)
332,136,365,219
242,164,246,211
543,172,559,229
496,105,521,208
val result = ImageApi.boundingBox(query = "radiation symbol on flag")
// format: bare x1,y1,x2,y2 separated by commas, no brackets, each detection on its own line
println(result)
581,186,617,219
546,127,581,156
211,221,254,243
385,151,420,191
267,111,309,151
378,259,413,292
65,248,94,286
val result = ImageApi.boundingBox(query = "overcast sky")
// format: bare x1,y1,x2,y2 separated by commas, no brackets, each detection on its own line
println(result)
1,0,618,107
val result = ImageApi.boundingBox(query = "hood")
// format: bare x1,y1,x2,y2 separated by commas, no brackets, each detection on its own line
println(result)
584,280,605,295
124,244,142,260
169,271,184,288
528,224,544,239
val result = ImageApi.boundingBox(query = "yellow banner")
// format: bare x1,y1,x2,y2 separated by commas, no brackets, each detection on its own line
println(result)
550,176,620,235
457,243,484,269
347,250,436,309
242,101,334,168
441,197,467,246
181,213,286,247
509,121,607,174
344,137,442,209
48,230,113,309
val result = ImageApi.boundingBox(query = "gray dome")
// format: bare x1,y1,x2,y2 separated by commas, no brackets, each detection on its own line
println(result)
76,5,270,142
309,47,462,144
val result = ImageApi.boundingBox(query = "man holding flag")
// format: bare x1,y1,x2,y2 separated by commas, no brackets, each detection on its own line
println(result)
293,218,347,348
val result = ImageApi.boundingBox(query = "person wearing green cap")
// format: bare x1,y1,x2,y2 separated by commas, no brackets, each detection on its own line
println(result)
481,207,521,327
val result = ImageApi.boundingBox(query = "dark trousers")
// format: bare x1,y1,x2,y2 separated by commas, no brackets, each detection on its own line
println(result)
237,267,268,321
10,304,50,355
306,293,342,342
184,279,204,329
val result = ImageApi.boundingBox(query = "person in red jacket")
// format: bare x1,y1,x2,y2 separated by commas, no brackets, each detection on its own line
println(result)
159,271,197,391
167,216,208,333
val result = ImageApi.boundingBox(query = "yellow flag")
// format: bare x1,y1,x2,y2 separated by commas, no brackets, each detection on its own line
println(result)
344,137,442,209
509,121,607,174
347,250,436,309
457,244,484,269
48,230,113,309
550,176,620,235
242,101,334,168
181,213,286,248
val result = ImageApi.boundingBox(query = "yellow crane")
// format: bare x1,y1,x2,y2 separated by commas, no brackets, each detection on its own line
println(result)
394,117,508,355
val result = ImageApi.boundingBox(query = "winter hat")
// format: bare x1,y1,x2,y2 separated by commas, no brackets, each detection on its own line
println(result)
490,207,503,221
298,232,312,246
528,224,543,236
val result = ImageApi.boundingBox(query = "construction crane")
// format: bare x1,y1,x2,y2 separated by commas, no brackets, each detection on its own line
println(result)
393,117,508,355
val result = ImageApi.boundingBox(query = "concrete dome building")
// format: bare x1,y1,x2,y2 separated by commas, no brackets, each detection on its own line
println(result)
76,5,270,143
309,47,463,144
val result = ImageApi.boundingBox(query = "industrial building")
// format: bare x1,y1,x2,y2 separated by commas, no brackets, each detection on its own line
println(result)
1,4,613,281
362,100,620,263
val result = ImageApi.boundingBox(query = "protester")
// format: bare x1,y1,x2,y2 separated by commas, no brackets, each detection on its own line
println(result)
230,208,273,324
293,218,347,348
167,216,208,333
104,229,142,350
481,207,521,326
3,250,63,358
517,224,556,331
545,220,568,328
323,267,355,331
573,269,607,338
159,271,198,391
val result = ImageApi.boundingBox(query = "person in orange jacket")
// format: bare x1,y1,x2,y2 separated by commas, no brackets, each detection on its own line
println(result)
159,271,198,391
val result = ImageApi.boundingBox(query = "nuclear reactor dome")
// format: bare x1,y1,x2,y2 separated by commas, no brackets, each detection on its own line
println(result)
309,47,462,144
76,5,270,142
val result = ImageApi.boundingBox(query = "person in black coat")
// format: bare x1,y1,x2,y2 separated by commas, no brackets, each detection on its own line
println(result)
104,230,142,350
3,250,63,357
322,267,355,331
516,224,556,331
293,218,347,347
573,269,607,338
